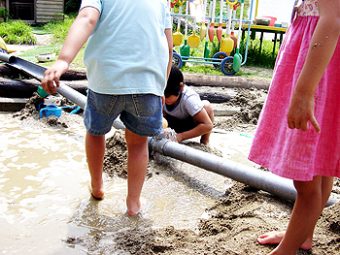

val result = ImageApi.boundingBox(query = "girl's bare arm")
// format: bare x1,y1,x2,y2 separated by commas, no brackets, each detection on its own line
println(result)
287,0,340,131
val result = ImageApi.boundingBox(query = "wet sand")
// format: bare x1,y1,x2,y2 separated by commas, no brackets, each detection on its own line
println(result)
0,87,339,255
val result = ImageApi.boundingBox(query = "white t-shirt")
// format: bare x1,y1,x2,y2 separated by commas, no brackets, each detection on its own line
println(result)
163,86,204,119
80,0,172,96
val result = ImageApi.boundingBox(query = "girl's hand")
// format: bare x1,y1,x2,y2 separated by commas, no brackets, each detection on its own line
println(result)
41,60,69,94
287,92,320,132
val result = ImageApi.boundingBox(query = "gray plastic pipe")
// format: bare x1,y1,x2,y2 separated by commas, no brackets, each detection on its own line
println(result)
149,138,337,206
0,53,126,129
1,52,336,205
0,53,87,108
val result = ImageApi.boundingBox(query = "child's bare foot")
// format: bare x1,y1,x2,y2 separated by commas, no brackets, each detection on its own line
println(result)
257,231,312,250
200,136,209,145
126,198,141,216
89,183,104,200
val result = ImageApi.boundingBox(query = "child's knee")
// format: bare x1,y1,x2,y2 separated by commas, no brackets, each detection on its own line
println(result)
203,101,214,118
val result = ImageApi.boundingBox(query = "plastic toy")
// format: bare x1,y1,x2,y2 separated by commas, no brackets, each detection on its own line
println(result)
39,105,62,119
233,0,245,72
173,6,184,46
179,1,190,60
216,0,224,42
171,0,255,75
219,2,234,55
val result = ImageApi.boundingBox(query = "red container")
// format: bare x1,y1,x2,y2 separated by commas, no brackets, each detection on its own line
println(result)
262,16,277,26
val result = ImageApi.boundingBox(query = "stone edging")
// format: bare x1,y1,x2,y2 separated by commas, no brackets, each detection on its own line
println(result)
184,73,270,90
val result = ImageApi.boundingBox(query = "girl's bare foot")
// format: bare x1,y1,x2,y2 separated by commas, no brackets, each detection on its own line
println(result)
257,231,312,250
126,198,141,216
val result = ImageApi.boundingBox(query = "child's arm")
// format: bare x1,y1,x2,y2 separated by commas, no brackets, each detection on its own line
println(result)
165,28,173,79
176,109,213,143
41,7,100,94
287,0,340,132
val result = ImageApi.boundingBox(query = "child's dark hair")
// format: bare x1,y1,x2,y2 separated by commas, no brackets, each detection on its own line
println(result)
291,0,303,22
164,65,184,97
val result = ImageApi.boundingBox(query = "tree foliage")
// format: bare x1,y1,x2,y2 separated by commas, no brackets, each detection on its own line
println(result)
65,0,81,14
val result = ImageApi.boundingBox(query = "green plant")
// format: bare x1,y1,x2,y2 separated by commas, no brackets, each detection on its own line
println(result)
240,36,278,68
0,20,36,44
0,7,7,20
65,0,81,14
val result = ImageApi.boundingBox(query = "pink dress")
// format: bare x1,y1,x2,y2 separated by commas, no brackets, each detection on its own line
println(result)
248,0,340,181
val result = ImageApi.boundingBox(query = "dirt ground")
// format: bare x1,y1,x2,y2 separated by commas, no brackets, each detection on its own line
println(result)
97,87,339,255
5,76,339,255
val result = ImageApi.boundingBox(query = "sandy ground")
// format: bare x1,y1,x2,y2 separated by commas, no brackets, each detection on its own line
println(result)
9,86,339,255
99,88,340,255
3,34,339,254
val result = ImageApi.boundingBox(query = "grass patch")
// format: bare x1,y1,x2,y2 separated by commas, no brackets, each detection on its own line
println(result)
0,20,36,45
17,45,61,64
240,38,278,68
42,15,75,42
181,64,273,80
32,27,51,35
182,64,224,76
17,44,86,70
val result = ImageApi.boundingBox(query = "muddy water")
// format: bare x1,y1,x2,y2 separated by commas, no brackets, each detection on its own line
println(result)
0,112,255,254
0,113,89,254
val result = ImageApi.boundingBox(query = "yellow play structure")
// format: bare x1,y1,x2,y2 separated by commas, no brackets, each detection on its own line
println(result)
0,37,15,53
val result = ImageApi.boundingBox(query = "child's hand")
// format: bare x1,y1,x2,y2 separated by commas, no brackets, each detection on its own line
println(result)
176,133,184,143
287,93,320,132
41,60,69,94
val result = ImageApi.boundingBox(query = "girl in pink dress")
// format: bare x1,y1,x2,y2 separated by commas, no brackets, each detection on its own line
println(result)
248,0,340,254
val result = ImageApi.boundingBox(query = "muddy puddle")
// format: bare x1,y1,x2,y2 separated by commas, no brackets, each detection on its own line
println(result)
0,111,253,255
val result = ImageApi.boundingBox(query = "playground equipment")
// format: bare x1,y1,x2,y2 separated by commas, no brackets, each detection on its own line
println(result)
171,0,254,75
0,37,15,53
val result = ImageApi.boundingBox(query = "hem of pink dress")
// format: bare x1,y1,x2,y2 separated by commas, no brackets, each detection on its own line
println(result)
248,155,340,182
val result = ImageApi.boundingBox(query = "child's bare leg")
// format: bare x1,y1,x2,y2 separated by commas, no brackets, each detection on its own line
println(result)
258,176,333,251
86,132,105,200
200,101,214,145
125,129,148,216
266,176,324,255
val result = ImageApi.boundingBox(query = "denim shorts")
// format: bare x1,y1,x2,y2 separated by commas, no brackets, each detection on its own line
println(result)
84,89,163,136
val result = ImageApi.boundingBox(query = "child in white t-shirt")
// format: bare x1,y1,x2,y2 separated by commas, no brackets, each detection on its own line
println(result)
163,66,214,145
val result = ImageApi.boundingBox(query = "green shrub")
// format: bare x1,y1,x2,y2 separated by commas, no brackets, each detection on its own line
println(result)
65,0,81,14
0,20,36,44
0,7,8,20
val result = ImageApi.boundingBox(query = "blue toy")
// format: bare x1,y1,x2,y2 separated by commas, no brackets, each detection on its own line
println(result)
39,105,62,119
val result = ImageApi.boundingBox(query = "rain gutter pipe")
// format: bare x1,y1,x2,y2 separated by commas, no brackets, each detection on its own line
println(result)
0,53,336,206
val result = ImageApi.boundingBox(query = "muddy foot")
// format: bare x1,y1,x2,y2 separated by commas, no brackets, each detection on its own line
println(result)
126,198,141,216
257,231,312,250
